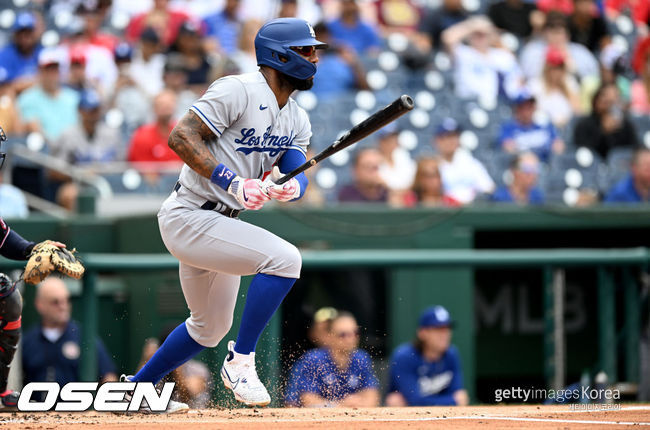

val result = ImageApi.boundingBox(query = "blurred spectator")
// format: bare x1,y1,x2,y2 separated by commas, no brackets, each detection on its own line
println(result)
0,12,42,92
278,0,298,18
605,0,650,37
417,0,468,51
605,148,650,203
385,306,469,406
0,67,25,136
64,22,119,97
338,148,389,203
631,45,650,115
126,0,193,47
580,42,630,115
163,56,199,121
168,21,215,90
129,28,166,99
22,278,117,389
230,19,263,74
529,48,582,129
76,2,120,53
275,0,322,22
169,0,223,18
573,83,639,159
520,12,599,81
491,152,545,204
498,91,564,162
49,87,119,211
310,23,369,101
0,174,29,218
47,0,114,26
128,90,181,163
633,36,650,77
598,43,631,104
17,49,80,142
285,311,380,407
376,126,415,192
65,53,90,95
488,0,539,38
308,307,338,348
110,42,152,131
373,0,421,35
52,89,124,165
401,157,461,208
569,0,609,53
327,0,382,55
203,0,242,55
443,16,522,106
537,0,573,14
434,118,496,204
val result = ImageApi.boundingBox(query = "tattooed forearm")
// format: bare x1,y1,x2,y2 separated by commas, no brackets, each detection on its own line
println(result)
168,110,219,178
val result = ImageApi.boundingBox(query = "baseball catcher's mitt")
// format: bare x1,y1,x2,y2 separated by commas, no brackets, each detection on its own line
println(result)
23,241,85,285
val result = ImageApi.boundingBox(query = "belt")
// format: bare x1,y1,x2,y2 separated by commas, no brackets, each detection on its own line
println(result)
173,182,240,218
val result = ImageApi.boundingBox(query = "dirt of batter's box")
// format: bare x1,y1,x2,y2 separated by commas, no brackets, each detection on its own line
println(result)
0,405,648,430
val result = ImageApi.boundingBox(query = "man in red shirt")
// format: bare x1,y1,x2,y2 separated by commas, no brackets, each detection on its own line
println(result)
126,0,193,47
128,89,181,163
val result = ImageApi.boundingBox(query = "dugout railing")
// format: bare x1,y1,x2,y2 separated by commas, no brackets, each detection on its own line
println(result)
2,248,648,403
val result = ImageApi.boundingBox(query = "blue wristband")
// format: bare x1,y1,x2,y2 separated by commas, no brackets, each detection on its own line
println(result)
210,163,237,190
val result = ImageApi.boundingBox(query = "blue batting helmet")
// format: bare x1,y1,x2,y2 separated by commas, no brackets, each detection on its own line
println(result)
255,18,327,80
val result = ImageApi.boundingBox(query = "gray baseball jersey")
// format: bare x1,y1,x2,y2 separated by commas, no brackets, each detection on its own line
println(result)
184,71,311,209
158,71,307,348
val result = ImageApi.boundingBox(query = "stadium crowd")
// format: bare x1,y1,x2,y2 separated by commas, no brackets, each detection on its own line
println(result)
0,0,649,218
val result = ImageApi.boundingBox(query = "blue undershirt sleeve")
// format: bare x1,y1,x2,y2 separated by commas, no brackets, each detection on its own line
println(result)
277,149,309,201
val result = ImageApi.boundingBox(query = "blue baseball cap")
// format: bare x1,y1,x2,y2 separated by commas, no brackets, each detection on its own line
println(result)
512,88,535,105
419,305,454,328
114,42,133,61
435,117,461,136
13,12,36,32
79,89,101,111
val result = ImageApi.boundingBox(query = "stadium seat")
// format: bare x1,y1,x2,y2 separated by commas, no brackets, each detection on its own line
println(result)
485,152,515,187
548,150,602,192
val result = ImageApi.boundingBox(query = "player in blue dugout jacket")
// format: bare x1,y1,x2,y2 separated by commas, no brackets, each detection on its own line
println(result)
386,306,469,406
285,311,380,407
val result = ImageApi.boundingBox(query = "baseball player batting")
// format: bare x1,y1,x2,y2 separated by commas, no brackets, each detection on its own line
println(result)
120,18,327,411
0,125,75,409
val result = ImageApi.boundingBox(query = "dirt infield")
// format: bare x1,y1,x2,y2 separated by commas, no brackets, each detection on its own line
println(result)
1,404,649,429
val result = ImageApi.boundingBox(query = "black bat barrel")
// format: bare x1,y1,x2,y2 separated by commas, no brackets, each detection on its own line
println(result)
276,95,414,184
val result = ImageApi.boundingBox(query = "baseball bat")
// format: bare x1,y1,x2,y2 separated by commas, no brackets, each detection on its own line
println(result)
275,94,414,185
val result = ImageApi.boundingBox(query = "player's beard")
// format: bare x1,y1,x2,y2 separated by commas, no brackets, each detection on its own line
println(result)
281,73,314,91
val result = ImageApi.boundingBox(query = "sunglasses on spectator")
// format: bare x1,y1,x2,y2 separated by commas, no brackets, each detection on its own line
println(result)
334,329,360,338
291,46,316,57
